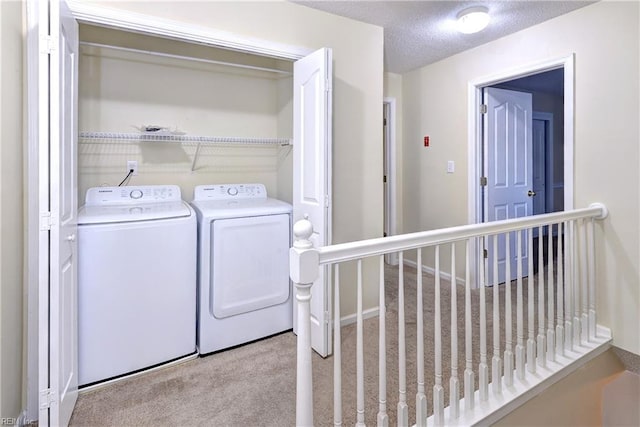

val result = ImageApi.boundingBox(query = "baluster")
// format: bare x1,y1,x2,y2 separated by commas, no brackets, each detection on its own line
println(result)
572,220,581,348
479,239,489,400
377,256,389,427
416,249,427,427
588,218,597,340
504,232,514,387
516,230,525,380
565,220,574,352
580,219,589,343
334,265,342,426
397,253,408,427
492,235,502,394
556,222,565,357
356,260,365,427
464,239,475,411
433,245,444,425
537,225,546,368
450,243,460,418
547,224,555,361
290,219,318,427
527,228,536,373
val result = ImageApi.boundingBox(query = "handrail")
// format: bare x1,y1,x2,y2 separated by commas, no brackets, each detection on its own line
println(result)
317,203,607,265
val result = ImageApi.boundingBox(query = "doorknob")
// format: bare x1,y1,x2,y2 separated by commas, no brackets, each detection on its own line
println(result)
66,233,76,242
527,190,536,197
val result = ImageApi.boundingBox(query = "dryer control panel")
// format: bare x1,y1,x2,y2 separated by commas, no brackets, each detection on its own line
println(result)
85,185,182,205
193,184,267,201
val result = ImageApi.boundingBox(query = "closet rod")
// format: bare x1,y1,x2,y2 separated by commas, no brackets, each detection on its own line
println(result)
79,41,293,76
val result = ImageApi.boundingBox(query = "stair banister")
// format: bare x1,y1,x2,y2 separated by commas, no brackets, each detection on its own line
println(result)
291,202,609,426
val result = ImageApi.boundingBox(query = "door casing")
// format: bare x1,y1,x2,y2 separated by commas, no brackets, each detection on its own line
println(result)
467,54,575,287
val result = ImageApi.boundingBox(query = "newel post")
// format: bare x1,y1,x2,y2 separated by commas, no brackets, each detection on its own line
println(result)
290,217,319,427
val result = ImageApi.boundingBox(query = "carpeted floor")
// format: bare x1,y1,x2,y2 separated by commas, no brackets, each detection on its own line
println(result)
70,263,542,426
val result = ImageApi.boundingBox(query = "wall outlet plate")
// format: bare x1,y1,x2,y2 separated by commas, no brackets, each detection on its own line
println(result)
127,160,138,176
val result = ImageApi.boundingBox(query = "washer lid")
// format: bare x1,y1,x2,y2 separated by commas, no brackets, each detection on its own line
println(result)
78,201,192,225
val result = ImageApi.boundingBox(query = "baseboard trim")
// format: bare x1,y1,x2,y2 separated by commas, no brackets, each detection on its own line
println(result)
340,306,380,327
403,259,466,287
78,352,199,394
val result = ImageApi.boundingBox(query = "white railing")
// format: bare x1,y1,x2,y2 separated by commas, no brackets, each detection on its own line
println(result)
290,204,612,426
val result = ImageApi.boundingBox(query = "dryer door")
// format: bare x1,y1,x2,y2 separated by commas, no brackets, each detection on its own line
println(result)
211,214,291,318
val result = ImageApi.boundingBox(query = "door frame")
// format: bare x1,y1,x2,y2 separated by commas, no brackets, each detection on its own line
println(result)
466,54,574,287
26,2,317,420
383,97,398,265
25,0,46,421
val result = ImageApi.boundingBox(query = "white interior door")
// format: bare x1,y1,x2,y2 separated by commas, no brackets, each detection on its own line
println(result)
484,87,533,284
37,0,80,424
292,48,332,357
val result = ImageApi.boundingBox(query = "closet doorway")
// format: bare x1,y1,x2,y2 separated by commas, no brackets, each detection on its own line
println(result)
26,1,333,423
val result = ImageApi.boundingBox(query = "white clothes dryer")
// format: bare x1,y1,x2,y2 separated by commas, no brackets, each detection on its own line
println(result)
78,185,196,386
191,183,293,354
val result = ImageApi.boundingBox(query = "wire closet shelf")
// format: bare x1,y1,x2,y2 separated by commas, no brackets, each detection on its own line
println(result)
79,131,292,146
79,132,292,172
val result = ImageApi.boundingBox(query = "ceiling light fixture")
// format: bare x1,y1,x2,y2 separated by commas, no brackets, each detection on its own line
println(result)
457,6,490,34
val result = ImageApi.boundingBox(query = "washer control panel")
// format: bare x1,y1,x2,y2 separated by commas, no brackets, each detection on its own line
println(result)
85,185,182,205
193,183,267,201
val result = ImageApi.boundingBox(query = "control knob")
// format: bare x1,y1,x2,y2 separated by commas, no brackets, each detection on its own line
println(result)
130,189,143,199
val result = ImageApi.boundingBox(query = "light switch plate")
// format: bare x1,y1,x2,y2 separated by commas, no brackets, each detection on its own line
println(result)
447,160,455,173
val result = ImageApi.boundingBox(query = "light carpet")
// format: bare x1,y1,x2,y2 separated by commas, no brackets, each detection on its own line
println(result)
70,263,542,426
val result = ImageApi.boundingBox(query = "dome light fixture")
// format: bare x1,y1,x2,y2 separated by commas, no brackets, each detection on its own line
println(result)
457,6,490,34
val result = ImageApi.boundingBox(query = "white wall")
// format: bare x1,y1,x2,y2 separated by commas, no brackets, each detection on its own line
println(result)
402,1,640,354
78,41,291,200
0,0,24,420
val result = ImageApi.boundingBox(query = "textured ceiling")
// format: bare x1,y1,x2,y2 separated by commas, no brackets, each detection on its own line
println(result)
294,1,596,73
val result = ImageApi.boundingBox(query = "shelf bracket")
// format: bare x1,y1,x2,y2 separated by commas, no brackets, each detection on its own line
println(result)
191,142,202,172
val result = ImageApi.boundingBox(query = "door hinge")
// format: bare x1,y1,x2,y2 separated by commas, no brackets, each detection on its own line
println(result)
480,104,488,114
40,35,56,55
383,175,387,183
483,249,488,259
40,388,54,409
40,212,52,231
383,118,387,126
324,195,330,208
480,176,488,186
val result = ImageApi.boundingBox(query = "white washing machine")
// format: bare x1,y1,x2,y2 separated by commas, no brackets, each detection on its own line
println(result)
78,185,197,386
191,183,293,354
